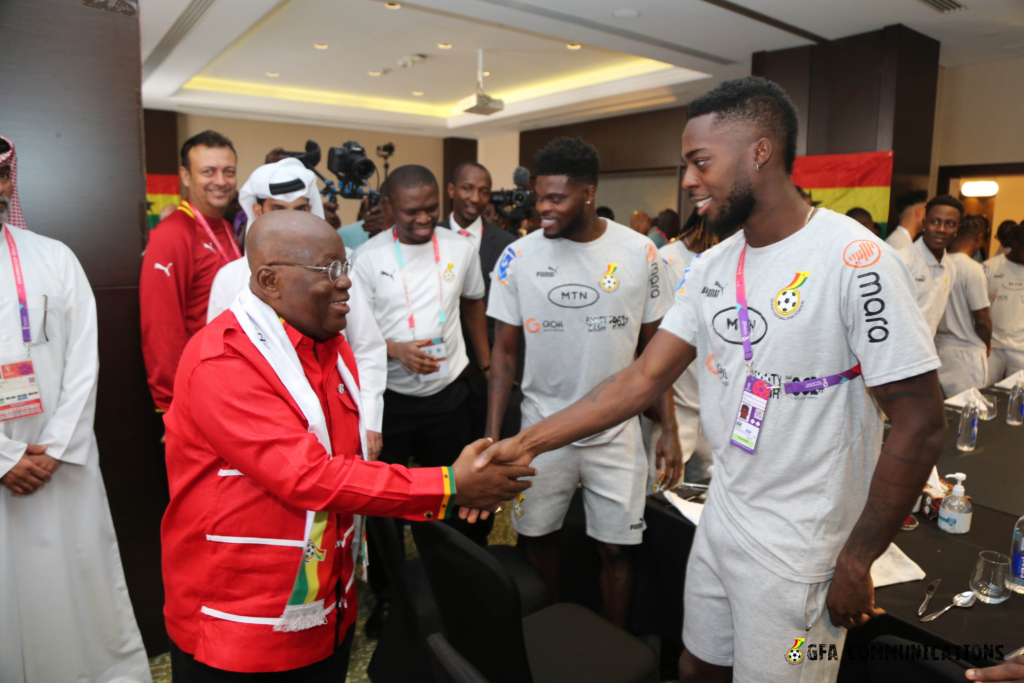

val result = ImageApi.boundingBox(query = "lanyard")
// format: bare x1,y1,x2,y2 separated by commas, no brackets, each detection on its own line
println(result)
392,227,446,337
734,239,861,393
184,201,241,263
4,226,30,344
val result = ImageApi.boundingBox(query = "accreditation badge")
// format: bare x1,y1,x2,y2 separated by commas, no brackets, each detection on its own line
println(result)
0,360,43,421
417,338,451,383
730,374,770,454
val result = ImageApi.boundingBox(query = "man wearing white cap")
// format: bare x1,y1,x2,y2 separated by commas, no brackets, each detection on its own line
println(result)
207,159,388,458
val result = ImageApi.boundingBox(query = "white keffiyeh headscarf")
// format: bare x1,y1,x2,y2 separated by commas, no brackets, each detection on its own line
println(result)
238,158,323,233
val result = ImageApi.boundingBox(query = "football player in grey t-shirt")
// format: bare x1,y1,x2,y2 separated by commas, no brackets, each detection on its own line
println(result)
474,79,946,683
486,137,681,629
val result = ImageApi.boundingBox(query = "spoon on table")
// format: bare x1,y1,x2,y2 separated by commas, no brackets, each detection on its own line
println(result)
920,591,977,622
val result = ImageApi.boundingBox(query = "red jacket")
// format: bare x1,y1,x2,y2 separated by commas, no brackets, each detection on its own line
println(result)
140,205,239,411
162,312,454,673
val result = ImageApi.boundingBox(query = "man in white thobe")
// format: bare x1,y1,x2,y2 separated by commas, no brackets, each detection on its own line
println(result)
205,158,388,458
0,136,151,682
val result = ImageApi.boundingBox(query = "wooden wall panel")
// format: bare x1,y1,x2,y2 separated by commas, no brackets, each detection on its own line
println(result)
143,109,180,176
752,46,812,158
519,107,687,175
442,137,478,215
1,0,166,654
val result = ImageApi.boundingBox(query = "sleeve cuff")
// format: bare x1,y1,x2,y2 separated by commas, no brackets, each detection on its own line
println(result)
438,466,456,520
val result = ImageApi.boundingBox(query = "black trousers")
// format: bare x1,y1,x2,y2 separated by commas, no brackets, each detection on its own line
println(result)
369,376,493,602
169,625,354,682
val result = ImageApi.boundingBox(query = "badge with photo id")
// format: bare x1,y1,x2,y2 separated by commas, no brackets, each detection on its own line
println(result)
417,338,450,383
730,375,771,454
0,360,44,422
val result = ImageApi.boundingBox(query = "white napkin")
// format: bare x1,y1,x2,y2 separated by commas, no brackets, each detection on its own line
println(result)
664,489,704,525
871,543,926,588
944,387,993,410
995,370,1024,390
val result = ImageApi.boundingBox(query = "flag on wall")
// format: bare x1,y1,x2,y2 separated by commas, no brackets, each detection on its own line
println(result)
791,151,894,235
146,174,181,229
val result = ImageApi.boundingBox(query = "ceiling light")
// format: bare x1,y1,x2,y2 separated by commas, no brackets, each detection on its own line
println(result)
438,43,452,49
266,72,279,77
961,181,999,197
613,9,640,18
567,43,582,50
412,91,424,96
385,2,401,8
368,70,381,76
483,71,490,76
314,43,328,50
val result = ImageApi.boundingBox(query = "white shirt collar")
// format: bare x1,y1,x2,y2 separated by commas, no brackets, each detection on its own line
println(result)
449,212,482,238
915,236,947,268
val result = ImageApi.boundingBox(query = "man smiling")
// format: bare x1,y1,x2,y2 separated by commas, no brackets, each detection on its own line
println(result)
475,78,946,683
161,210,532,680
897,195,963,338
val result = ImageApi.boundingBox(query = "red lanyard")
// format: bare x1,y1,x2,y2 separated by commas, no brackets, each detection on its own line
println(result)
392,227,447,337
4,226,31,344
184,201,241,263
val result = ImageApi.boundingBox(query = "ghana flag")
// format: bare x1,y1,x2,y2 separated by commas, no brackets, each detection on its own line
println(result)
146,174,181,229
791,151,894,236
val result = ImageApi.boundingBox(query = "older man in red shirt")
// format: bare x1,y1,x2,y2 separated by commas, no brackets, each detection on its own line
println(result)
162,210,531,680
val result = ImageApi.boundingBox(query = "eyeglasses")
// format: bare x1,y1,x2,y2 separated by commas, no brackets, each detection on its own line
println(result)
268,259,352,282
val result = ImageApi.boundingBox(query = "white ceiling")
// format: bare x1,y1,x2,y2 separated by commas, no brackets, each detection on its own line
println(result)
140,0,1024,138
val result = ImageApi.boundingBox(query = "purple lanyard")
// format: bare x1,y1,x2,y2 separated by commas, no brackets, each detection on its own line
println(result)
5,227,31,344
735,242,861,393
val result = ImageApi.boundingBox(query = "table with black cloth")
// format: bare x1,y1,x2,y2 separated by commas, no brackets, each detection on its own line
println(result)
629,398,1024,681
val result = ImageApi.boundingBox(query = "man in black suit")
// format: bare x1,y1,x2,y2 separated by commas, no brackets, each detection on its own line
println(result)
439,161,520,438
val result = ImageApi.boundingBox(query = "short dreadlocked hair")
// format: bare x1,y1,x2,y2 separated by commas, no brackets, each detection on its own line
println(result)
687,76,800,174
534,137,600,186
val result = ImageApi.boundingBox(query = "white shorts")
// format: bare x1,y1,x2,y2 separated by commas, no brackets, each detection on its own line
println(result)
935,338,988,396
987,348,1024,385
511,417,647,545
641,408,713,494
683,503,847,683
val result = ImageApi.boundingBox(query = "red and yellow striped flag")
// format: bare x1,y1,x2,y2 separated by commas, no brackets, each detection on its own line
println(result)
791,151,894,235
146,174,181,229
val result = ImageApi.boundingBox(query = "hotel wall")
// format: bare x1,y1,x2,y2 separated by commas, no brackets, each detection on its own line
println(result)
176,114,445,225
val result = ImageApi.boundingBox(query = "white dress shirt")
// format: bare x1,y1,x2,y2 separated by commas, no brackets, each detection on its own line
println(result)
448,213,483,252
898,238,956,337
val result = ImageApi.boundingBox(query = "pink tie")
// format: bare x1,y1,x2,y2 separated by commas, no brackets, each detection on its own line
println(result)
459,230,471,238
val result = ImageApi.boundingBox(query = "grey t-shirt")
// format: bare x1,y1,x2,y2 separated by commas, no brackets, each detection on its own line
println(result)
487,220,671,445
659,209,940,581
937,252,990,350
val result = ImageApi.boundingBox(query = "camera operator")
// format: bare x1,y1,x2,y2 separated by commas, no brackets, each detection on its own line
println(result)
439,162,518,439
338,195,389,251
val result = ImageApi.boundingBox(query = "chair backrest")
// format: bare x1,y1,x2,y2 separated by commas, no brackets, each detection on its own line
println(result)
411,522,534,683
427,633,491,683
365,516,416,635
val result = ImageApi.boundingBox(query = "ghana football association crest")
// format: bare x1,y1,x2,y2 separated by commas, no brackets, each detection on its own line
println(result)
772,271,810,319
600,263,620,291
513,493,526,518
786,638,806,665
442,263,455,281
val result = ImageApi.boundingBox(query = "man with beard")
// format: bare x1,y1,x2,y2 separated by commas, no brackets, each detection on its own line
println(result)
485,137,681,628
141,130,240,413
474,78,946,683
439,161,516,437
896,195,962,338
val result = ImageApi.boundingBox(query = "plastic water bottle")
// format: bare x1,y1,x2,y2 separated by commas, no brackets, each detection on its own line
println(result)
1007,381,1024,427
957,402,979,452
1010,516,1024,594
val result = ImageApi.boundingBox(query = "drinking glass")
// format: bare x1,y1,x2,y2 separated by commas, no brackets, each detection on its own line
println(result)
970,550,1011,604
979,395,998,421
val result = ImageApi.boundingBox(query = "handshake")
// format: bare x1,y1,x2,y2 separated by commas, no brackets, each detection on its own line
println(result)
449,436,536,523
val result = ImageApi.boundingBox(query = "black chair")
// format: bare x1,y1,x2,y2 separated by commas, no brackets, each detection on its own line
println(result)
428,633,491,683
367,517,550,683
412,520,660,683
366,516,441,683
867,636,972,682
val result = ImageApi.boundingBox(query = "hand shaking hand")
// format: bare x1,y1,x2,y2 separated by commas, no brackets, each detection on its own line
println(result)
452,438,536,522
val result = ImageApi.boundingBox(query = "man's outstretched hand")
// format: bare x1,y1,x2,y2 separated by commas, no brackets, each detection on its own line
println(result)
967,655,1024,682
452,438,536,519
473,434,535,472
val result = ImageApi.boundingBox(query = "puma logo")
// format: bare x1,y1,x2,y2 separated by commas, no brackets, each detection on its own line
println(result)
381,270,395,280
154,263,173,277
203,242,216,253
